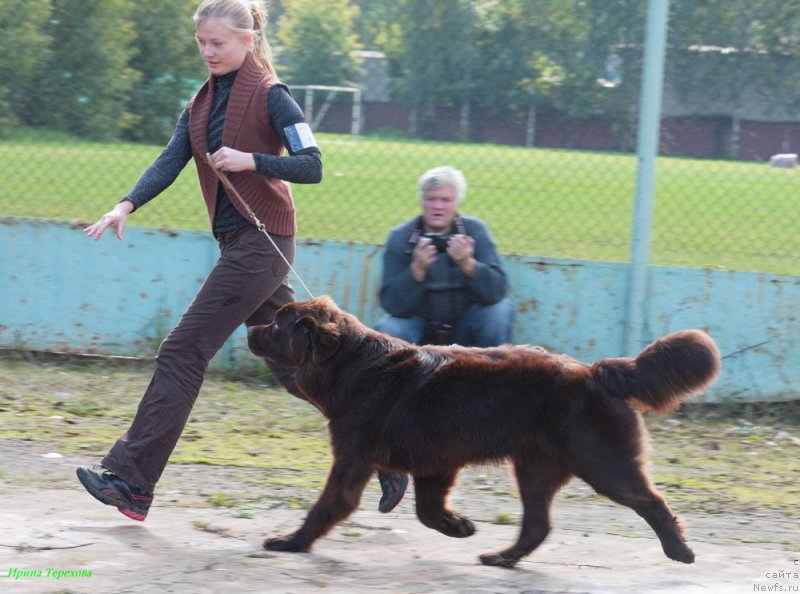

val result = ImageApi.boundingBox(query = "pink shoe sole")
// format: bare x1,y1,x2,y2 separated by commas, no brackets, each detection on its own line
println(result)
118,508,147,521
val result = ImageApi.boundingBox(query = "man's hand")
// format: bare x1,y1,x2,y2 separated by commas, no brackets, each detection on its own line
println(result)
446,235,476,277
411,237,438,282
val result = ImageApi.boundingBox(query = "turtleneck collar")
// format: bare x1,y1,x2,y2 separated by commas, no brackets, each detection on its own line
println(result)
214,68,239,88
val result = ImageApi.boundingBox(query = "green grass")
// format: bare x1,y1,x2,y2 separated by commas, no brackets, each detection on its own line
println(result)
0,352,331,491
1,126,798,274
1,352,799,525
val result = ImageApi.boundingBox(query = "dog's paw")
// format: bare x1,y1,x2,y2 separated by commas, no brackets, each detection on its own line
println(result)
263,535,309,553
479,551,520,569
665,543,695,564
440,512,476,538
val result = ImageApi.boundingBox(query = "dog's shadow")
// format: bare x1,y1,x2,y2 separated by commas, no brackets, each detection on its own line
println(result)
266,545,555,592
263,520,542,576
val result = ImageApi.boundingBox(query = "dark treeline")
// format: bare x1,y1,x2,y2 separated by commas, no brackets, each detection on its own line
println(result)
1,0,797,144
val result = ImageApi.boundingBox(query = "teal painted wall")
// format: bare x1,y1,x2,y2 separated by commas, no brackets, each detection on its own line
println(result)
2,217,798,401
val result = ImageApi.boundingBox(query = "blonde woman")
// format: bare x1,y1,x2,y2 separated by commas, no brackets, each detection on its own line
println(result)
78,0,407,521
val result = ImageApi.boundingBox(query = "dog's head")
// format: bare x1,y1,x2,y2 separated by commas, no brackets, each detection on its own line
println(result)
248,296,347,367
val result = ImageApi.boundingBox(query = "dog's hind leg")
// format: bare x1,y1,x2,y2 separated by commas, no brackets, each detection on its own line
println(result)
414,470,476,538
479,455,570,568
263,459,373,553
575,455,695,564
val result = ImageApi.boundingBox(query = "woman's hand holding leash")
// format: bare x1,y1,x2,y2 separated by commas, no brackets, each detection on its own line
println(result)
208,146,255,172
205,152,315,299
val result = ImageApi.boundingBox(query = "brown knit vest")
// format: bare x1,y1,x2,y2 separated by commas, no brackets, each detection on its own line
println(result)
188,52,296,235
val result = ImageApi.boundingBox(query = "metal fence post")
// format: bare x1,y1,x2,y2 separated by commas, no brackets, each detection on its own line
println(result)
624,0,670,355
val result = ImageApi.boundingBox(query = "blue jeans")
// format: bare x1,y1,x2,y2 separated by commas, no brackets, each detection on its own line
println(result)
375,300,514,347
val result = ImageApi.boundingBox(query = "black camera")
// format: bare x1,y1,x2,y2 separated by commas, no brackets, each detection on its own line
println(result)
421,233,452,253
423,321,454,345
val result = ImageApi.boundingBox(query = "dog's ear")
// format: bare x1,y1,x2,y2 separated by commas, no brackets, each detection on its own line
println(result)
290,316,315,362
311,321,341,364
292,316,341,365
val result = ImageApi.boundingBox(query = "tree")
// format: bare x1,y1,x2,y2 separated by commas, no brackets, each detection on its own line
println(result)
668,0,800,114
276,0,363,86
373,0,641,142
468,0,552,140
0,0,52,136
376,0,475,138
351,0,394,48
535,0,643,115
30,0,139,140
125,0,202,143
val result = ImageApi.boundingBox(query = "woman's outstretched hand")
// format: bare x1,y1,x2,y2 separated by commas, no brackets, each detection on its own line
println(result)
84,201,135,241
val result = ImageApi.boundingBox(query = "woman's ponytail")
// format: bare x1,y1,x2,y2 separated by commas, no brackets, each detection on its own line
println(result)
248,1,276,76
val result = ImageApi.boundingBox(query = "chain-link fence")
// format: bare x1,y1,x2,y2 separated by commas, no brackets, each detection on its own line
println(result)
1,2,798,277
2,127,798,276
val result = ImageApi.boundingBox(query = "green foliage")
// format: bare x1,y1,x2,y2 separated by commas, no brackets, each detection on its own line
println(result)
28,0,140,140
277,0,363,86
668,1,800,120
376,0,474,135
0,0,52,136
2,0,799,147
367,0,800,148
124,0,203,144
470,2,539,118
352,0,394,48
534,0,644,118
670,0,800,55
264,0,286,36
0,0,201,143
374,0,645,141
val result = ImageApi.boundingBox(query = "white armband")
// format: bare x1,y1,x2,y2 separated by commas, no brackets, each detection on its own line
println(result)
284,122,318,152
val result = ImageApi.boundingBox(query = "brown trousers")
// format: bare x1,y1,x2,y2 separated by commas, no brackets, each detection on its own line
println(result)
102,226,305,491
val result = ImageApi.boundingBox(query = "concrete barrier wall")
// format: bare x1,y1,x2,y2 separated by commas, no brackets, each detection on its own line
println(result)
2,217,797,402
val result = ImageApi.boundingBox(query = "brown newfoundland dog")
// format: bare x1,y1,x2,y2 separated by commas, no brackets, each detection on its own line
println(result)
248,296,720,568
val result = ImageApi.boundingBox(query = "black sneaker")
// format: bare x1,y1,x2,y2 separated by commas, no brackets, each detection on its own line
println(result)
377,470,409,513
76,466,153,521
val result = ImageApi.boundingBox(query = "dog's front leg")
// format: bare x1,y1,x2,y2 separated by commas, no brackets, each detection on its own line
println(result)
264,459,373,553
415,471,476,538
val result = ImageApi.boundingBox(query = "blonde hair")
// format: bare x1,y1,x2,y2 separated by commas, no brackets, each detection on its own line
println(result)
418,166,468,205
193,0,276,76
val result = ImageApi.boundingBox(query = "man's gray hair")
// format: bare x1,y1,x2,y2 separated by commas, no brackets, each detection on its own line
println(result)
417,166,468,204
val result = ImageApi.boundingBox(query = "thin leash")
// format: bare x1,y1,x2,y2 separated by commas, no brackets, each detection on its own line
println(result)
206,153,315,299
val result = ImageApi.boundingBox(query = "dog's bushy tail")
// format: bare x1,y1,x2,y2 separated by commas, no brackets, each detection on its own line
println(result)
589,330,721,414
